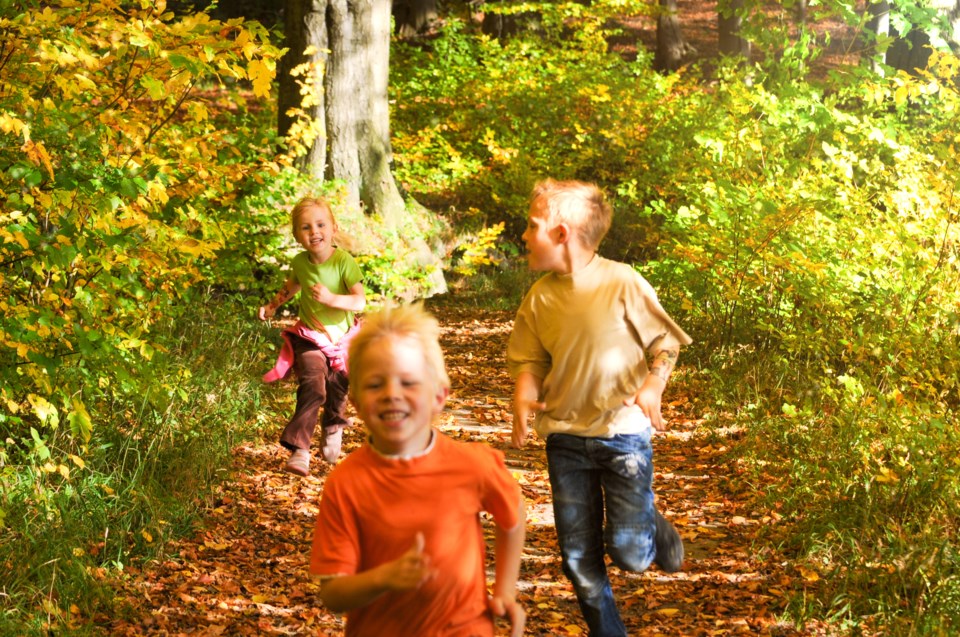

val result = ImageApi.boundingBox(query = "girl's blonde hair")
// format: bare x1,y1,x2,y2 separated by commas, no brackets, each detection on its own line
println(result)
531,179,613,250
348,303,450,396
290,196,337,235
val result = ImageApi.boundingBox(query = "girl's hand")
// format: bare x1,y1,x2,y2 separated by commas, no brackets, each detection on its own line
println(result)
258,305,275,321
309,282,333,306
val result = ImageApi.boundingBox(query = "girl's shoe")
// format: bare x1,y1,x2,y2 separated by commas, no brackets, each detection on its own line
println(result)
320,426,343,464
284,448,311,476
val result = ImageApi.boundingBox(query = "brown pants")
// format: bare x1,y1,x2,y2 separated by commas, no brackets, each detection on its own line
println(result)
279,334,350,451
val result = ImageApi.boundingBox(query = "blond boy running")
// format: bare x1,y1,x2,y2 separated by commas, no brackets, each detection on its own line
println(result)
508,179,691,637
311,304,526,637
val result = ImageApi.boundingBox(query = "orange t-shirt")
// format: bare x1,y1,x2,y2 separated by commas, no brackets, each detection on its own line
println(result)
310,431,522,637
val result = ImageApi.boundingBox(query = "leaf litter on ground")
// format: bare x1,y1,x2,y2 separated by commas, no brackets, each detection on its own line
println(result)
96,306,832,636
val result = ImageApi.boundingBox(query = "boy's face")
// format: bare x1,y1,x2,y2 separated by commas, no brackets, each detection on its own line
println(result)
294,204,337,263
522,198,563,272
351,334,447,456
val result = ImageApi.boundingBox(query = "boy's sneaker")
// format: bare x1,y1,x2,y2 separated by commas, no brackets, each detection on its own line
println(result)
284,448,311,476
654,509,684,573
320,426,343,464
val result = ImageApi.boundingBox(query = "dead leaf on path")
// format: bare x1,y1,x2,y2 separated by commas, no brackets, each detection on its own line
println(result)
90,305,821,637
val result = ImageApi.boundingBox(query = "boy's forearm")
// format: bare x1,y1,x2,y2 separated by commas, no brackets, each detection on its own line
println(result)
319,567,387,614
492,497,526,599
514,372,542,407
648,345,680,383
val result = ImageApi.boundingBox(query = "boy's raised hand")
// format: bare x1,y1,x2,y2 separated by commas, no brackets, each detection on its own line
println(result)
382,532,433,591
489,594,526,637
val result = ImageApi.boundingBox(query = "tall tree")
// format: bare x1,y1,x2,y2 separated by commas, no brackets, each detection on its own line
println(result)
718,0,752,60
864,0,960,74
279,0,406,226
393,0,439,37
655,0,696,71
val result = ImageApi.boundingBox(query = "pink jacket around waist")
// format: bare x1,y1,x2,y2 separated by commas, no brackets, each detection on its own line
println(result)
263,319,360,383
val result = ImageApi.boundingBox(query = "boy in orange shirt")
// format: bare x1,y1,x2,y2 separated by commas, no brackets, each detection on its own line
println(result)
310,304,526,637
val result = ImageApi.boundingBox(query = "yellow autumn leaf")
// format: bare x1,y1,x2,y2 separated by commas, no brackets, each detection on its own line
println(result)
28,393,59,426
141,529,153,543
0,113,27,137
247,58,273,98
73,72,98,92
875,466,899,484
176,238,219,259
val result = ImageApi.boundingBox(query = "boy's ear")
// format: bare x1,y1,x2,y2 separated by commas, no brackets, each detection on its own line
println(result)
555,222,572,244
434,386,449,413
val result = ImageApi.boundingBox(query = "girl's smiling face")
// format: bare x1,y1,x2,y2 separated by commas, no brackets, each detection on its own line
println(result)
351,334,447,456
294,204,337,263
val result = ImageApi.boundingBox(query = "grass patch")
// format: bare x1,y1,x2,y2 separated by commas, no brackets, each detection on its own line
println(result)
0,294,276,636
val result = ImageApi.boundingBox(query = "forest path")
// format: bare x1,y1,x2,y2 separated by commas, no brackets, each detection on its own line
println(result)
103,305,824,636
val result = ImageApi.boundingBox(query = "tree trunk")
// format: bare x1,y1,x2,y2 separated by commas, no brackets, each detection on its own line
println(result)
393,0,438,38
878,0,960,74
280,0,406,226
354,0,407,227
718,0,751,59
793,0,808,24
278,0,328,176
654,0,695,72
279,0,446,298
865,0,890,74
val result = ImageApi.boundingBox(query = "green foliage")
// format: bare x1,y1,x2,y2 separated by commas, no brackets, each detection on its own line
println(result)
392,9,959,633
0,0,283,457
0,2,288,631
0,294,275,635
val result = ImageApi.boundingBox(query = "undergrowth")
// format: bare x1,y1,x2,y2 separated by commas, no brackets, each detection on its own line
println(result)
0,294,275,636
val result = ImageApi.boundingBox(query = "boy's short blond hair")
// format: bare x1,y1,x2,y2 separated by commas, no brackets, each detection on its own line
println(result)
347,304,450,396
290,196,336,234
531,179,613,250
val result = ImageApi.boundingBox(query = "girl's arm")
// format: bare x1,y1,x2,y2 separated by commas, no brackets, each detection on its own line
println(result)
258,274,301,320
308,280,366,313
489,496,527,637
319,532,432,613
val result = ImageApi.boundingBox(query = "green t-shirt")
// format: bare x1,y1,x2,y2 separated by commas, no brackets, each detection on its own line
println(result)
291,248,363,341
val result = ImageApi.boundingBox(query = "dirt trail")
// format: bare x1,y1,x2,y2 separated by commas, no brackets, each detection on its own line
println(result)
102,306,819,636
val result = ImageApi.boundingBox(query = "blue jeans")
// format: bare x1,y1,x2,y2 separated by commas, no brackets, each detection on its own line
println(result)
546,433,656,637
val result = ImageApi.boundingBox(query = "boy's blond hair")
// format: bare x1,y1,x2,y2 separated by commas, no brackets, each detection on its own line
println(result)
531,179,613,250
290,196,337,234
347,304,450,396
